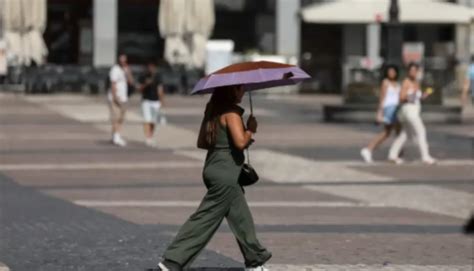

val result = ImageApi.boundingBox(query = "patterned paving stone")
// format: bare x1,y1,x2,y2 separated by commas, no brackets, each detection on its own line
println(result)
1,94,473,269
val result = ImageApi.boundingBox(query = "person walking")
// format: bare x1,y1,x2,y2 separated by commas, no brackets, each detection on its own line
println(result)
462,56,474,107
138,61,165,146
388,63,436,164
0,40,6,84
361,65,401,163
156,85,272,271
107,54,134,147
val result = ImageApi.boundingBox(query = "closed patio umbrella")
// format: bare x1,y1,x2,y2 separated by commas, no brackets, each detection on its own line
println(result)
158,0,215,69
158,0,186,36
159,0,188,66
2,0,47,66
186,0,214,69
22,0,48,65
163,35,190,66
184,0,214,36
3,0,24,65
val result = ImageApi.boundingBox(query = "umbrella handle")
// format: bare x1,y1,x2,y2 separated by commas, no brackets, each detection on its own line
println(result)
248,91,253,116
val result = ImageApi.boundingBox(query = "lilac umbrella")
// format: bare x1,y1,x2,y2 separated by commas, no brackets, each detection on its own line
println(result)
191,61,311,95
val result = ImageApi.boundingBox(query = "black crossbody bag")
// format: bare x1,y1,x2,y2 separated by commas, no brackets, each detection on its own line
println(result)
238,147,259,186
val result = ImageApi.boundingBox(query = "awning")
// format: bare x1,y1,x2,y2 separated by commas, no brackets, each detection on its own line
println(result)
301,0,474,24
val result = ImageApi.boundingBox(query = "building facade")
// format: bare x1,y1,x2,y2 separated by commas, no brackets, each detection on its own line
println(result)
1,0,472,94
300,0,474,93
38,0,299,67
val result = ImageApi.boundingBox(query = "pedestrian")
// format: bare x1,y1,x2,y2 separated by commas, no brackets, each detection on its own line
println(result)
107,54,134,147
156,85,272,271
462,56,474,107
388,62,436,164
361,65,401,163
0,40,6,84
463,214,474,234
138,61,165,146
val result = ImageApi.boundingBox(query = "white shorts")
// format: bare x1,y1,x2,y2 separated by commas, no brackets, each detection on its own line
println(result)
142,100,161,123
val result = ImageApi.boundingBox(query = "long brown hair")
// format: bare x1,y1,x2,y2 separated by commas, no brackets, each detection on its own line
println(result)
201,86,240,147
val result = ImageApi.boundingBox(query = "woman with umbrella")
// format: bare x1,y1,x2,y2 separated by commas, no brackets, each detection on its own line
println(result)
155,61,309,271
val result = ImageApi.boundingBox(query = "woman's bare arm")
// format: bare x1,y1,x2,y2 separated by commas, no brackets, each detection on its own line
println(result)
462,77,470,107
399,79,411,103
378,80,389,109
225,112,253,151
157,85,165,106
376,80,389,121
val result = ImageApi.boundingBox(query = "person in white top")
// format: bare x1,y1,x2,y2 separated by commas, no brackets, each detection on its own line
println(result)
462,56,474,107
361,65,401,163
108,54,134,146
0,40,7,83
388,62,436,164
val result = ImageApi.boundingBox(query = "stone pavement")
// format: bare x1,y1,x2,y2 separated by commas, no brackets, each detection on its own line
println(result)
0,93,473,271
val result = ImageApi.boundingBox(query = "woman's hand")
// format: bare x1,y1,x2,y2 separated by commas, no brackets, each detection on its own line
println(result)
422,87,434,99
247,115,258,133
226,112,254,150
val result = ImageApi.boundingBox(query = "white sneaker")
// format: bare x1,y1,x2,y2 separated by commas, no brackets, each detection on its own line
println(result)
245,266,269,271
145,138,154,147
113,136,127,147
360,148,373,163
157,262,169,271
388,157,404,165
422,157,437,165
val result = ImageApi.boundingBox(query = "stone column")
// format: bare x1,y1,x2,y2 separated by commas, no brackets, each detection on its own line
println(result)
342,25,365,89
276,0,300,58
93,0,117,67
456,24,470,64
366,23,381,66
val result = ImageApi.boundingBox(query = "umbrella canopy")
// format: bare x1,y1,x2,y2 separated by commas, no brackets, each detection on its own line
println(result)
191,61,311,95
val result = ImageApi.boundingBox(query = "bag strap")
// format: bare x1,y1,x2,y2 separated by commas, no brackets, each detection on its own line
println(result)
246,91,254,165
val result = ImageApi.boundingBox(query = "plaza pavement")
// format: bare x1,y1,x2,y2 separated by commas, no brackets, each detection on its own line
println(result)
0,92,473,271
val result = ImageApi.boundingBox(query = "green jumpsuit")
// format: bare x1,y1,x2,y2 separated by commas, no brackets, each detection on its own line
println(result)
163,112,271,268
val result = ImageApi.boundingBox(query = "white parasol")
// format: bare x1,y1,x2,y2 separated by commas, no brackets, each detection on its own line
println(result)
158,0,215,69
2,0,48,66
22,0,48,65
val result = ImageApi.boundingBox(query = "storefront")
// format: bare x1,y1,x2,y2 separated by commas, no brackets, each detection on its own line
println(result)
300,0,473,94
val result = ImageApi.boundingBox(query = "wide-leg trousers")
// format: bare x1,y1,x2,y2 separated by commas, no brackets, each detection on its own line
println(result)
163,181,271,268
